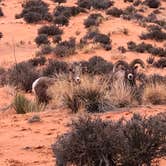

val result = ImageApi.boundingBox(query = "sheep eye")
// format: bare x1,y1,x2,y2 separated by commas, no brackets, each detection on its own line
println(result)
128,73,133,80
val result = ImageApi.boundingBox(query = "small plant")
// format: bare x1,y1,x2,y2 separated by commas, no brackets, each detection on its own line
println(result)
0,7,4,16
84,13,103,28
53,15,69,26
35,34,50,46
0,32,3,39
12,93,45,114
106,7,123,17
38,25,63,36
16,0,51,23
53,37,76,57
146,55,155,65
12,93,29,114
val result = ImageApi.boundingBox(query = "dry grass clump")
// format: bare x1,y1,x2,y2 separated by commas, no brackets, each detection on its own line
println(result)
109,79,137,108
49,75,110,112
12,93,45,114
143,82,166,105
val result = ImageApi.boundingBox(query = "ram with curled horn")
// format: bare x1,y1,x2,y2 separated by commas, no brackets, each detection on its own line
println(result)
112,59,145,86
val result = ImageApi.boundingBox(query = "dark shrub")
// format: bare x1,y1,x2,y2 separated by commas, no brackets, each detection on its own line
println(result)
42,60,68,76
127,41,166,57
35,34,50,46
153,58,166,68
106,7,123,17
118,46,127,53
84,13,103,28
38,25,63,36
40,44,52,55
23,12,42,23
18,0,50,23
52,113,166,166
146,55,155,65
28,56,46,66
94,33,110,45
0,67,7,86
0,32,2,39
145,0,160,8
140,26,166,42
77,0,113,10
0,7,4,16
53,38,76,57
53,15,69,26
88,56,113,75
8,62,39,91
52,35,62,43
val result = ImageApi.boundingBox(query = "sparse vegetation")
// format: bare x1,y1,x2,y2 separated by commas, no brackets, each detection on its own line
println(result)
140,25,166,42
52,113,166,165
53,37,76,57
153,58,166,68
144,0,160,8
84,13,103,28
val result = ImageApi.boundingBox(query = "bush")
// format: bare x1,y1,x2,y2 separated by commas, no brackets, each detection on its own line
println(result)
52,113,166,166
94,33,110,45
35,34,49,46
12,93,45,114
8,62,39,91
28,56,46,66
0,32,2,39
42,60,68,76
84,13,103,28
140,26,166,42
106,7,124,17
52,35,62,43
145,0,160,8
146,55,155,65
0,67,7,86
53,38,76,57
38,25,63,36
87,56,113,75
18,0,51,23
127,41,166,57
153,58,166,68
53,15,69,26
0,7,4,16
40,44,52,55
77,0,114,10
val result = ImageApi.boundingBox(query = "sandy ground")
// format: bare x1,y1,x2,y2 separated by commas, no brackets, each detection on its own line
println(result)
0,0,166,165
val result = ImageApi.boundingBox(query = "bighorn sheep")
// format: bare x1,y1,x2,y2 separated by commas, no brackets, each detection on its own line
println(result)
111,59,145,86
32,63,84,103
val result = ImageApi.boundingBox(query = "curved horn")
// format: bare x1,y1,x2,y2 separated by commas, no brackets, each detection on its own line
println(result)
130,59,145,69
113,60,129,73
